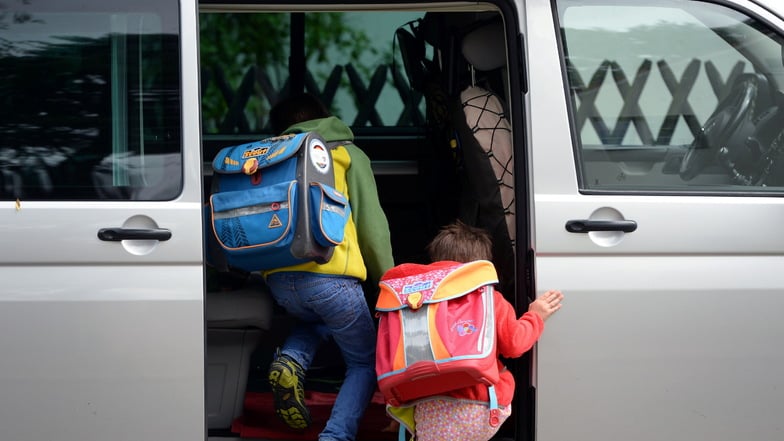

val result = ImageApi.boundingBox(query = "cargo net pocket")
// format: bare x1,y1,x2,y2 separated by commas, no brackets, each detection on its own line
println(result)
460,85,515,247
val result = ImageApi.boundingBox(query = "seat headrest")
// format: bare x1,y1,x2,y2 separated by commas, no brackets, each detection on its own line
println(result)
462,21,506,72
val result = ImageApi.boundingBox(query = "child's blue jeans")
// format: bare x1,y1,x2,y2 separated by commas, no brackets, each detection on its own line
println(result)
265,271,377,441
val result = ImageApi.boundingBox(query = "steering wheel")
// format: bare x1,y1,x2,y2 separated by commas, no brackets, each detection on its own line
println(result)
680,74,765,181
730,99,784,186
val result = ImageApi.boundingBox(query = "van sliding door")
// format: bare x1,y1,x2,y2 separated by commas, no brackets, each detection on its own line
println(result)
0,0,205,440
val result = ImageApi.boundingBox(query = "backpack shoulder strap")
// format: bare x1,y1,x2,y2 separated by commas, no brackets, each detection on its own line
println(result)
326,140,353,150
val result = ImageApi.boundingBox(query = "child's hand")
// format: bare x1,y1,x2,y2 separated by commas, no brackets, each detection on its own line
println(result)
382,418,400,433
528,290,564,321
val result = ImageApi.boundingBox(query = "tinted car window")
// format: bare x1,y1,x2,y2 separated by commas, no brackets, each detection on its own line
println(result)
0,0,181,200
199,11,425,135
557,0,784,192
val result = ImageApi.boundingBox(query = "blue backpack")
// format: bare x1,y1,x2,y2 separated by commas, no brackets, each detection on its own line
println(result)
206,132,351,272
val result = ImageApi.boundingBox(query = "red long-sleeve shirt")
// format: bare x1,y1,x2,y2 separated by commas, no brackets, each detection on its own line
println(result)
443,290,544,406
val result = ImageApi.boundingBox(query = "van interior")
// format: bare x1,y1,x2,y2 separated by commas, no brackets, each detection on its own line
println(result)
200,4,530,441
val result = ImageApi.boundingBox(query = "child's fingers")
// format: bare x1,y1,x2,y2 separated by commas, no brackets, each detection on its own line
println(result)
543,289,562,299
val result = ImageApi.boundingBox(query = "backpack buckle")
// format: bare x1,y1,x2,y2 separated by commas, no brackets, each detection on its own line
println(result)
489,408,500,427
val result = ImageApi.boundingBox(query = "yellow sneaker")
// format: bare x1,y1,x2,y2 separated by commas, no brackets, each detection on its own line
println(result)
268,352,311,430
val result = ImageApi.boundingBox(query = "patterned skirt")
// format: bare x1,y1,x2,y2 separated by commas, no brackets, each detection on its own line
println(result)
413,399,512,441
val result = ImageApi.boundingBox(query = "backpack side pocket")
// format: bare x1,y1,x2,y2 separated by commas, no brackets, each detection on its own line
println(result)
308,182,350,247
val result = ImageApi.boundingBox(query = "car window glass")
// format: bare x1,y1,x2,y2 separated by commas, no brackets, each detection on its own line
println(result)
305,12,425,128
199,11,426,136
556,0,784,192
0,0,182,201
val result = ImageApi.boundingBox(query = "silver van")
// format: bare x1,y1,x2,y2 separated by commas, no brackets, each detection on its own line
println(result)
2,0,784,440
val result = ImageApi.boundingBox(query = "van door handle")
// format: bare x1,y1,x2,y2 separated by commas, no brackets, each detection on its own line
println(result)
97,228,172,242
565,219,637,233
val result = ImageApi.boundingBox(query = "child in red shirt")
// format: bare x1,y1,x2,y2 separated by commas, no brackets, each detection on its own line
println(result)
385,220,563,441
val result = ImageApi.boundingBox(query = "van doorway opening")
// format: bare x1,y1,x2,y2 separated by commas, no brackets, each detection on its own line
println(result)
199,4,532,441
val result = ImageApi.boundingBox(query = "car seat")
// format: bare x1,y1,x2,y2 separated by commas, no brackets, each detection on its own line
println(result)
396,14,516,294
452,20,516,295
205,266,274,429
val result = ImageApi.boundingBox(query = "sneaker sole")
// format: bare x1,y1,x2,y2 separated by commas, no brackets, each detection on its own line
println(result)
269,365,311,430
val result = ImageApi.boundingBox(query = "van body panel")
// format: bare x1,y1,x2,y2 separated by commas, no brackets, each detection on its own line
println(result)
751,0,784,19
524,0,580,195
529,0,784,440
0,268,204,440
536,256,784,440
535,195,784,254
0,204,203,264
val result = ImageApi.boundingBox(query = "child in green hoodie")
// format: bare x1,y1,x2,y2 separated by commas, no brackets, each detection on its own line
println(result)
264,93,395,441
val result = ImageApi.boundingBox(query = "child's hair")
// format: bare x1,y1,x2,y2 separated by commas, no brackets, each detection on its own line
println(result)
269,92,331,134
426,220,493,263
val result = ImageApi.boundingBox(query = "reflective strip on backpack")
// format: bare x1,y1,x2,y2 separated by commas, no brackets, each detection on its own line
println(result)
212,201,290,220
400,308,435,364
479,285,495,354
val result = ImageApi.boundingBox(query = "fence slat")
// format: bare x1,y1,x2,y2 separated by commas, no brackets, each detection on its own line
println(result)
218,66,255,133
706,60,746,101
568,59,612,143
256,69,280,112
321,65,344,109
656,59,701,145
609,60,654,145
392,64,424,126
347,63,387,127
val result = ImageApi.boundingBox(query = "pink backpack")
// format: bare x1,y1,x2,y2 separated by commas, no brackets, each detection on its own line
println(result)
375,260,500,407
